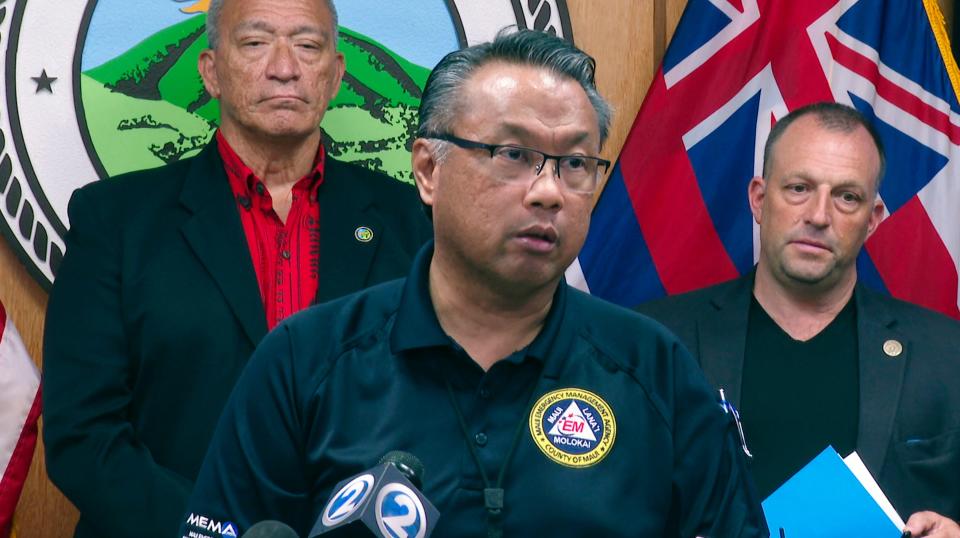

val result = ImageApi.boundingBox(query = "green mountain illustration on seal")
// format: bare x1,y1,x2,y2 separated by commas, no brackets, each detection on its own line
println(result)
82,13,432,183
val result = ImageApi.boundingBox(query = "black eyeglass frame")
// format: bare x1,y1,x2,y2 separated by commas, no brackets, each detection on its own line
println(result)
423,132,611,193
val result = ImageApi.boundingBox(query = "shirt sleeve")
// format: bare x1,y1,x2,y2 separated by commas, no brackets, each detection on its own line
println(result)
669,341,770,538
43,187,192,538
180,324,314,537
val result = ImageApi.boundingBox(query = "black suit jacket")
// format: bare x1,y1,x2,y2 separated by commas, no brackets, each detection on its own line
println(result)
637,273,960,521
42,142,431,538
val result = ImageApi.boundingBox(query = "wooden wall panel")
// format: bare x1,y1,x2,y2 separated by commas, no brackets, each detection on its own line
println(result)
943,0,956,33
0,239,77,537
666,0,688,48
567,1,654,165
2,0,956,535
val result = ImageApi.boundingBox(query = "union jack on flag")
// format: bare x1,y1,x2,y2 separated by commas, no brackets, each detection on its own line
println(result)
569,0,960,319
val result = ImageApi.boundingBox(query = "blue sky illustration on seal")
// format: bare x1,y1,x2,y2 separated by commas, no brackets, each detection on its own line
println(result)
81,0,459,70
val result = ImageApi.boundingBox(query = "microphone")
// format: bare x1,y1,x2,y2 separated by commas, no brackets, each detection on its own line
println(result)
242,520,299,537
382,450,425,488
309,451,440,537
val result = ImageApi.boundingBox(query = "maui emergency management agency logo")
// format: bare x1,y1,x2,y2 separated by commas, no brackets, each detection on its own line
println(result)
321,473,375,527
375,482,427,538
183,513,238,538
0,1,572,289
529,387,617,468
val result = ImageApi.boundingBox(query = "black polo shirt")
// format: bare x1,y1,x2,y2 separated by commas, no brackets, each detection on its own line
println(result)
180,242,768,537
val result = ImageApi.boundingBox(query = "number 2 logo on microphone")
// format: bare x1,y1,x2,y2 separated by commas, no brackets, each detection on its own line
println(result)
375,483,427,538
321,474,375,526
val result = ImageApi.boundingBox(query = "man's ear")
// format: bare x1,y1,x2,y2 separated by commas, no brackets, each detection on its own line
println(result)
748,176,766,225
198,49,221,99
411,138,439,209
865,197,885,239
327,51,346,100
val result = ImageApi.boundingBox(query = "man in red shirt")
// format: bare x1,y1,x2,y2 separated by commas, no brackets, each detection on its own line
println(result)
42,1,430,537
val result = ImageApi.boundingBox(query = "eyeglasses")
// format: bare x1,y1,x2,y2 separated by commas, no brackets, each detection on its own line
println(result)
425,133,610,194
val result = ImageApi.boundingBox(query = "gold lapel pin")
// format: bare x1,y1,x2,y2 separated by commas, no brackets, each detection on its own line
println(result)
882,339,903,358
354,226,374,243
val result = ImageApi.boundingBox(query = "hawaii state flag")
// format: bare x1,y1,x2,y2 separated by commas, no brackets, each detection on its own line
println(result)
0,301,41,538
569,0,960,319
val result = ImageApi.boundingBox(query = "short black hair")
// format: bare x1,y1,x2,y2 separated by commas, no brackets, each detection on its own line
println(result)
416,28,612,147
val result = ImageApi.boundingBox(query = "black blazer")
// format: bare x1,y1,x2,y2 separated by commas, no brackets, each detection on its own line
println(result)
637,273,960,521
42,142,431,538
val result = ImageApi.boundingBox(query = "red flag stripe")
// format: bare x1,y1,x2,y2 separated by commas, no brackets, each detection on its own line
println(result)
621,75,740,294
866,198,960,318
0,387,40,537
0,304,41,538
827,33,960,145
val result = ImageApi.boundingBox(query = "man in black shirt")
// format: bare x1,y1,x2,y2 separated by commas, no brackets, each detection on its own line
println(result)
180,30,768,537
639,102,960,537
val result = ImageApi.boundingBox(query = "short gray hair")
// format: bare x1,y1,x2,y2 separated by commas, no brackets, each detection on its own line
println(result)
205,0,339,50
416,29,613,149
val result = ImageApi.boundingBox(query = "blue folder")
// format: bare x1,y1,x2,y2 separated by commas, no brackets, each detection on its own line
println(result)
761,447,902,538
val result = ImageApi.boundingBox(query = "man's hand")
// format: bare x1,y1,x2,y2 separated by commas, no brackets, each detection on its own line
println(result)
904,511,960,537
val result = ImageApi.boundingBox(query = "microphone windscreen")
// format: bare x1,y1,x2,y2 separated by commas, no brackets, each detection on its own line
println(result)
379,450,426,488
241,520,299,538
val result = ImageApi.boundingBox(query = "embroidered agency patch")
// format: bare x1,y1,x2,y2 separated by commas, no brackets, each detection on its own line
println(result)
529,388,616,468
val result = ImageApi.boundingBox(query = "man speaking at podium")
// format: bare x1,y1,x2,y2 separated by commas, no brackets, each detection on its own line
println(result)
639,103,960,537
181,29,767,538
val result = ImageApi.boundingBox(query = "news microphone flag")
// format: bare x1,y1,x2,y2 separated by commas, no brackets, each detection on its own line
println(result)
310,452,438,538
569,0,960,319
0,301,41,538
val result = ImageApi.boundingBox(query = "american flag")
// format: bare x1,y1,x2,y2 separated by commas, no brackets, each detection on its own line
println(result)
0,301,41,538
569,0,960,319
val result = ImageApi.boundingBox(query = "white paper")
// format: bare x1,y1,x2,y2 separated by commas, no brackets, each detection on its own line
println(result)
843,451,906,529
